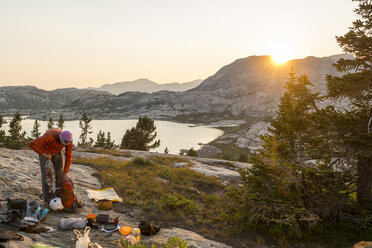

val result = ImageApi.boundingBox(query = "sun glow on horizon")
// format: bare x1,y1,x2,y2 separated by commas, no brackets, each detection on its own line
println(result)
268,42,294,64
270,54,292,64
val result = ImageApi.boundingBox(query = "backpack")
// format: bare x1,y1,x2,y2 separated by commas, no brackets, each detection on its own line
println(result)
138,220,160,236
57,178,82,212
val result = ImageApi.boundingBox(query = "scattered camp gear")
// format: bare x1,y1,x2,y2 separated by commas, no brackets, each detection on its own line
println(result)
132,228,141,242
22,216,39,226
97,199,112,210
49,197,64,211
21,226,54,234
138,220,160,236
86,188,123,202
101,223,120,233
60,217,86,230
26,200,41,217
8,198,27,214
122,235,137,245
74,226,91,248
103,222,118,231
119,226,132,236
0,222,21,242
87,218,98,229
7,209,23,222
87,210,96,221
57,177,82,211
39,208,49,221
96,214,109,224
44,160,56,201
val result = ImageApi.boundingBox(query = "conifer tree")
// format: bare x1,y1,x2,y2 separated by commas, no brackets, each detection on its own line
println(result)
94,130,106,147
47,117,54,129
57,114,65,129
120,116,160,151
78,112,93,147
261,72,319,164
7,112,26,149
31,119,41,138
325,0,372,208
186,147,198,157
105,132,116,148
164,147,169,154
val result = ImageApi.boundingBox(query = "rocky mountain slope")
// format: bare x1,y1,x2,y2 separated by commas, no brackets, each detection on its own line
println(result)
89,79,203,95
0,86,112,111
65,54,348,121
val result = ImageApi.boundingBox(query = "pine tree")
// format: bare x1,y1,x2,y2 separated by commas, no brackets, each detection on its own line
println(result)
31,119,41,138
164,147,169,154
57,114,65,129
47,117,54,129
105,132,116,148
186,147,197,157
325,0,372,208
261,72,319,165
78,112,93,147
94,130,106,147
120,116,160,151
7,112,26,149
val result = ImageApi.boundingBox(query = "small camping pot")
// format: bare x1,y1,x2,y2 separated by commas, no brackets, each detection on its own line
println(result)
97,200,112,210
96,214,110,224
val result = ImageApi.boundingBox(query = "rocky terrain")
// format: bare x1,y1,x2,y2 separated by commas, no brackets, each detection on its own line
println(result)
0,148,262,248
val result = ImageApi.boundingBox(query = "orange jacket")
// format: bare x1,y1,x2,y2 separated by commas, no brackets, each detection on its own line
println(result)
29,129,73,174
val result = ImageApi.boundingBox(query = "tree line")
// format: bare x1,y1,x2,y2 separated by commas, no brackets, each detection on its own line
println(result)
0,113,160,151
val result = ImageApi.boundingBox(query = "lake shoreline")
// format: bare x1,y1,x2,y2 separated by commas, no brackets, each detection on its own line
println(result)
1,118,224,155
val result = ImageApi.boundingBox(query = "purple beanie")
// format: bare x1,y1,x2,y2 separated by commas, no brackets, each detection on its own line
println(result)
59,130,73,143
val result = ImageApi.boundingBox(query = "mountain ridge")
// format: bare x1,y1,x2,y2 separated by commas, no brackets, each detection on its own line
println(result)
0,54,351,122
89,78,203,95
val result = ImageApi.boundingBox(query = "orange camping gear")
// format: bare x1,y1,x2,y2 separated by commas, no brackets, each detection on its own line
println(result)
97,199,112,210
87,210,96,221
119,226,132,235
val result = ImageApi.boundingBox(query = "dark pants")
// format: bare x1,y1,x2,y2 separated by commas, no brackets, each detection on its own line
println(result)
39,152,64,203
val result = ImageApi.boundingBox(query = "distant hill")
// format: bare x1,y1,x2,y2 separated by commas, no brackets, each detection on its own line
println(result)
89,78,203,95
0,86,111,111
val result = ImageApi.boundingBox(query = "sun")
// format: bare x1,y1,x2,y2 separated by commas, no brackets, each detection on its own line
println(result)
271,53,292,64
268,43,294,64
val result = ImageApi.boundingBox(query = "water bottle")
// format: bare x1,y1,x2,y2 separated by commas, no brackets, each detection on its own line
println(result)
132,228,140,243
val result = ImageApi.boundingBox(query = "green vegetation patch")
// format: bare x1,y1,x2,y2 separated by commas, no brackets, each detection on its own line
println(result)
83,148,132,157
72,156,226,224
209,140,251,162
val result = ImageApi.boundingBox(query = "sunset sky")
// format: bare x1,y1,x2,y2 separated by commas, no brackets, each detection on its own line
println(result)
0,0,357,90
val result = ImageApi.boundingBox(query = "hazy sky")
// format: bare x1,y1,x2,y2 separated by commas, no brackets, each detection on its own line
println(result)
0,0,357,90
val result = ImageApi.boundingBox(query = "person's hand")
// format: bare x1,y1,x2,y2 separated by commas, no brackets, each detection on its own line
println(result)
42,152,51,160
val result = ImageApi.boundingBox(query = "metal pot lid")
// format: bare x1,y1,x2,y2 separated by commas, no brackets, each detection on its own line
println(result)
103,222,118,231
